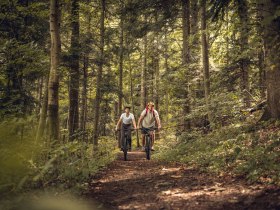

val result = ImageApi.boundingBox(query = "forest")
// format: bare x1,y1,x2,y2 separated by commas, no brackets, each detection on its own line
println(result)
0,0,280,209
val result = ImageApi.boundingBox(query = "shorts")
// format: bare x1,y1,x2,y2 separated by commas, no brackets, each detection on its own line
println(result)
141,126,155,135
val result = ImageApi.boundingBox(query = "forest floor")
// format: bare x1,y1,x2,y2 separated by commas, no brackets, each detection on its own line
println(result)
86,151,280,210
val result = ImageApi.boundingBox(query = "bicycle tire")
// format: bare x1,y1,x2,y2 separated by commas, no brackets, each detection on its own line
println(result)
123,137,128,161
145,135,151,160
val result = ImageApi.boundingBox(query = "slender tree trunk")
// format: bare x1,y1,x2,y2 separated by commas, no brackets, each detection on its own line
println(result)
68,0,80,140
237,0,250,107
181,0,191,130
93,0,105,148
127,44,140,147
118,8,124,116
261,0,280,119
256,2,266,99
80,0,91,141
141,34,147,109
80,54,88,138
201,0,211,122
48,0,61,141
36,77,49,141
36,77,43,116
154,14,160,111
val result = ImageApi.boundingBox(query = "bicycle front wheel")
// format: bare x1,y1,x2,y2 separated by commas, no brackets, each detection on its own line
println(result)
123,137,128,161
145,136,151,160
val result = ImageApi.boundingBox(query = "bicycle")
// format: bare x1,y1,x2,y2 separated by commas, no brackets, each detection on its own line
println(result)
141,127,158,160
117,127,134,161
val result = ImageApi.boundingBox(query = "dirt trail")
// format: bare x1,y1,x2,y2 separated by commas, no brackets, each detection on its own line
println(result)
87,151,280,210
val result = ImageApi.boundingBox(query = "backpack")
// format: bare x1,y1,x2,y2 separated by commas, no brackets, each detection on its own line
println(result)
144,107,155,118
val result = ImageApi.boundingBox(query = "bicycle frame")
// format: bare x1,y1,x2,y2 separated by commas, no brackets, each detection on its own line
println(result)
141,127,157,160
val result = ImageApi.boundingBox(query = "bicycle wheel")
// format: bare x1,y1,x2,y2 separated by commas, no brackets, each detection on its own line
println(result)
123,137,128,161
145,136,151,160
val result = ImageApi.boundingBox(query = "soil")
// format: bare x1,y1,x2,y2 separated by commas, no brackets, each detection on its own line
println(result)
87,151,280,210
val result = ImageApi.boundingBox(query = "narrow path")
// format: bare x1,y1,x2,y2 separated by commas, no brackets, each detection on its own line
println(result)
87,151,280,210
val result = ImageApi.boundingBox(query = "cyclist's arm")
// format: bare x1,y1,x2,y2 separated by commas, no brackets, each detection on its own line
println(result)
156,117,161,129
132,119,137,129
115,118,122,130
137,115,143,128
154,111,161,129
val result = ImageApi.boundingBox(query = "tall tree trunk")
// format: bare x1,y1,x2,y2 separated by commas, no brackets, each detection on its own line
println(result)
256,1,266,99
237,0,250,107
80,0,91,141
80,54,88,138
261,0,280,119
127,43,140,147
181,0,191,130
93,0,105,147
68,0,80,140
141,34,147,109
48,0,61,141
201,0,211,122
118,7,124,116
154,14,160,111
36,77,48,141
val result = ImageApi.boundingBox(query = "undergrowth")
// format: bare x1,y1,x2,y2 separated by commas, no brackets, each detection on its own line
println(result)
155,120,280,185
0,118,118,197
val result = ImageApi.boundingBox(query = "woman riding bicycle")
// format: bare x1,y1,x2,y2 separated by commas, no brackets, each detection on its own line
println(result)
137,102,161,151
115,105,137,151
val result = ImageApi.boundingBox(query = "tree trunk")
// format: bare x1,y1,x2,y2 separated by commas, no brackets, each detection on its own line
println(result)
48,0,61,141
118,7,124,116
256,1,266,99
181,0,191,130
93,0,105,148
68,0,80,140
36,77,48,141
141,34,147,109
237,0,250,107
201,0,211,123
261,0,280,119
154,14,160,111
80,54,88,138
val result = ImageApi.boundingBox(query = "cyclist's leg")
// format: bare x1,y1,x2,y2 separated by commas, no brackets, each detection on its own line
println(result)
127,125,132,150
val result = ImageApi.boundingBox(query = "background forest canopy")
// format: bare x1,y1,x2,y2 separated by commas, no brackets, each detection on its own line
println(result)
0,0,280,192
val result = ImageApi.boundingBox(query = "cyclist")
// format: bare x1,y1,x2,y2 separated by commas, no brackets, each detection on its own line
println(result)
115,105,137,151
137,102,161,151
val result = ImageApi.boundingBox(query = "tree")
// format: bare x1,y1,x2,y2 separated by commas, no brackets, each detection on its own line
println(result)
201,0,211,122
68,0,80,140
118,2,124,116
261,0,280,119
93,0,105,147
181,0,191,130
48,0,61,141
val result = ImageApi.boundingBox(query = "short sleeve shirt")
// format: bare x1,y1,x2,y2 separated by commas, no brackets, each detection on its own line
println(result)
120,113,135,125
140,109,159,128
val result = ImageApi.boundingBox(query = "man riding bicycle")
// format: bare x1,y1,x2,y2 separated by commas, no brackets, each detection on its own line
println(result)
115,105,137,151
137,102,161,151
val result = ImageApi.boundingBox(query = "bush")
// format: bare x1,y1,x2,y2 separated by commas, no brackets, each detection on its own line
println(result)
155,121,280,185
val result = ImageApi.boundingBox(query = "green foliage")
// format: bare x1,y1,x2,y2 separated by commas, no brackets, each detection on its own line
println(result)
155,121,280,185
0,118,118,196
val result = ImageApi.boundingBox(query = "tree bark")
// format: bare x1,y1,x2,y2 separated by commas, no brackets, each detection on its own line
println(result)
48,0,61,141
93,0,105,147
68,0,80,140
261,0,280,118
141,34,147,109
201,0,211,122
118,6,124,116
36,77,48,141
237,0,250,107
181,0,191,130
80,54,88,138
